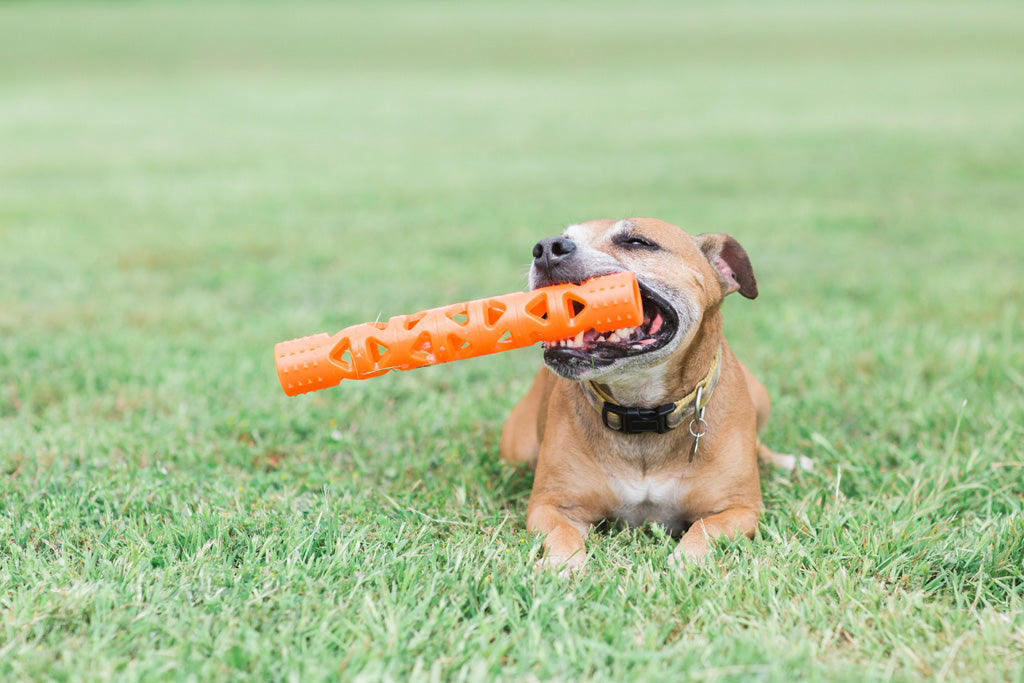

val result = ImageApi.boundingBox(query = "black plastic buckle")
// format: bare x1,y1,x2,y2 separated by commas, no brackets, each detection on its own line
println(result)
601,402,676,434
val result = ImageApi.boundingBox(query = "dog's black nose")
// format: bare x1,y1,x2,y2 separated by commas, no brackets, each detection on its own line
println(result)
532,237,577,273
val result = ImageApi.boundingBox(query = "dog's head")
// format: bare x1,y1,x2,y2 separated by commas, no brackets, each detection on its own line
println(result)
530,217,757,382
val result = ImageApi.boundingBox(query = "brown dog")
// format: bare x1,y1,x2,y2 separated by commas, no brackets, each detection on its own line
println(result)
500,218,805,572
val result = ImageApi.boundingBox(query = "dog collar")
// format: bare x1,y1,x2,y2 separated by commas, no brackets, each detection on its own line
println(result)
580,346,722,435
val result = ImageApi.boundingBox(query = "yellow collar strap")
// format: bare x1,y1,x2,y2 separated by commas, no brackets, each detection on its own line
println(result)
580,345,722,435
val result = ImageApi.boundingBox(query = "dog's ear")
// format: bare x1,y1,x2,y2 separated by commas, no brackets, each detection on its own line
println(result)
695,233,758,299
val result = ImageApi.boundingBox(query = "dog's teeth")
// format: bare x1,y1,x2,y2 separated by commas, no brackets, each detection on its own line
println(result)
574,331,585,347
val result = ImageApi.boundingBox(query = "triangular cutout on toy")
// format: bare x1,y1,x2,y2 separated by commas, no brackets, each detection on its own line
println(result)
404,312,427,331
564,293,586,321
484,300,507,327
525,293,549,322
330,338,352,371
446,305,470,326
366,337,389,364
449,331,471,352
409,331,435,362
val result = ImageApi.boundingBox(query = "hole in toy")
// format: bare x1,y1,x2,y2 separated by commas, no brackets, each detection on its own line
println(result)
367,338,389,363
449,333,470,351
404,313,426,331
331,339,352,371
410,332,434,362
565,294,586,321
525,294,549,322
484,300,507,327
446,307,470,326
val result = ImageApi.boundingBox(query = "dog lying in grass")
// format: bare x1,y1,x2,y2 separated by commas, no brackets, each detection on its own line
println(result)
501,218,809,573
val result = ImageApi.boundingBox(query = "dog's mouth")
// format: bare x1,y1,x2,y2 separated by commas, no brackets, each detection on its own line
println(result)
542,282,678,367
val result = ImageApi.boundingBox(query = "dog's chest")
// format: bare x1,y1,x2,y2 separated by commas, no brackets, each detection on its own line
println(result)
608,473,687,533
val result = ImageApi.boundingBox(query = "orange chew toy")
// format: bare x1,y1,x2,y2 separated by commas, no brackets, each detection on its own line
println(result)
275,272,642,396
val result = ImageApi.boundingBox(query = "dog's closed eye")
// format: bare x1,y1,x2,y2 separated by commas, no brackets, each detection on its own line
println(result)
615,234,660,250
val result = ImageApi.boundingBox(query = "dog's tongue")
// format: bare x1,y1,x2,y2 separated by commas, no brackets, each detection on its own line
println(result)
648,311,663,336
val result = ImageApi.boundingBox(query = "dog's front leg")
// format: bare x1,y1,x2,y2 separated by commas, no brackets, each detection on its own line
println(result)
670,505,761,566
527,502,591,575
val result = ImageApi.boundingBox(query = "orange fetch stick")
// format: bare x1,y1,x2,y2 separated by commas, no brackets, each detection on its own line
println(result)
275,272,642,396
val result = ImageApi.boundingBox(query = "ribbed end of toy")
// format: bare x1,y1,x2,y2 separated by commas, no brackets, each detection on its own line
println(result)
571,272,644,333
274,333,344,396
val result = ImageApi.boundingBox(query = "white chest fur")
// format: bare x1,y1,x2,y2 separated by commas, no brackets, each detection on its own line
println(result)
609,473,687,533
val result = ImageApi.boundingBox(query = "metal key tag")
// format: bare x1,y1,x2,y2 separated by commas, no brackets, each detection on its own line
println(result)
688,386,708,462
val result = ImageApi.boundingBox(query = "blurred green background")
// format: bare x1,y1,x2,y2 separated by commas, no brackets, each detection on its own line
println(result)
1,2,1022,681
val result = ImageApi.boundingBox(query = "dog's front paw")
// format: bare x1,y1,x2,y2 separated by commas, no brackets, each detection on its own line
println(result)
668,542,711,570
757,441,814,472
764,451,815,472
534,552,585,578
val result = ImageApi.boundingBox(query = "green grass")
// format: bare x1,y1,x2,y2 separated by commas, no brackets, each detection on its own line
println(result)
2,1,1023,680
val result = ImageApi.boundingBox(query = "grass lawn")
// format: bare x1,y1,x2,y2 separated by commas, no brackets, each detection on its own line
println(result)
2,1,1023,680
